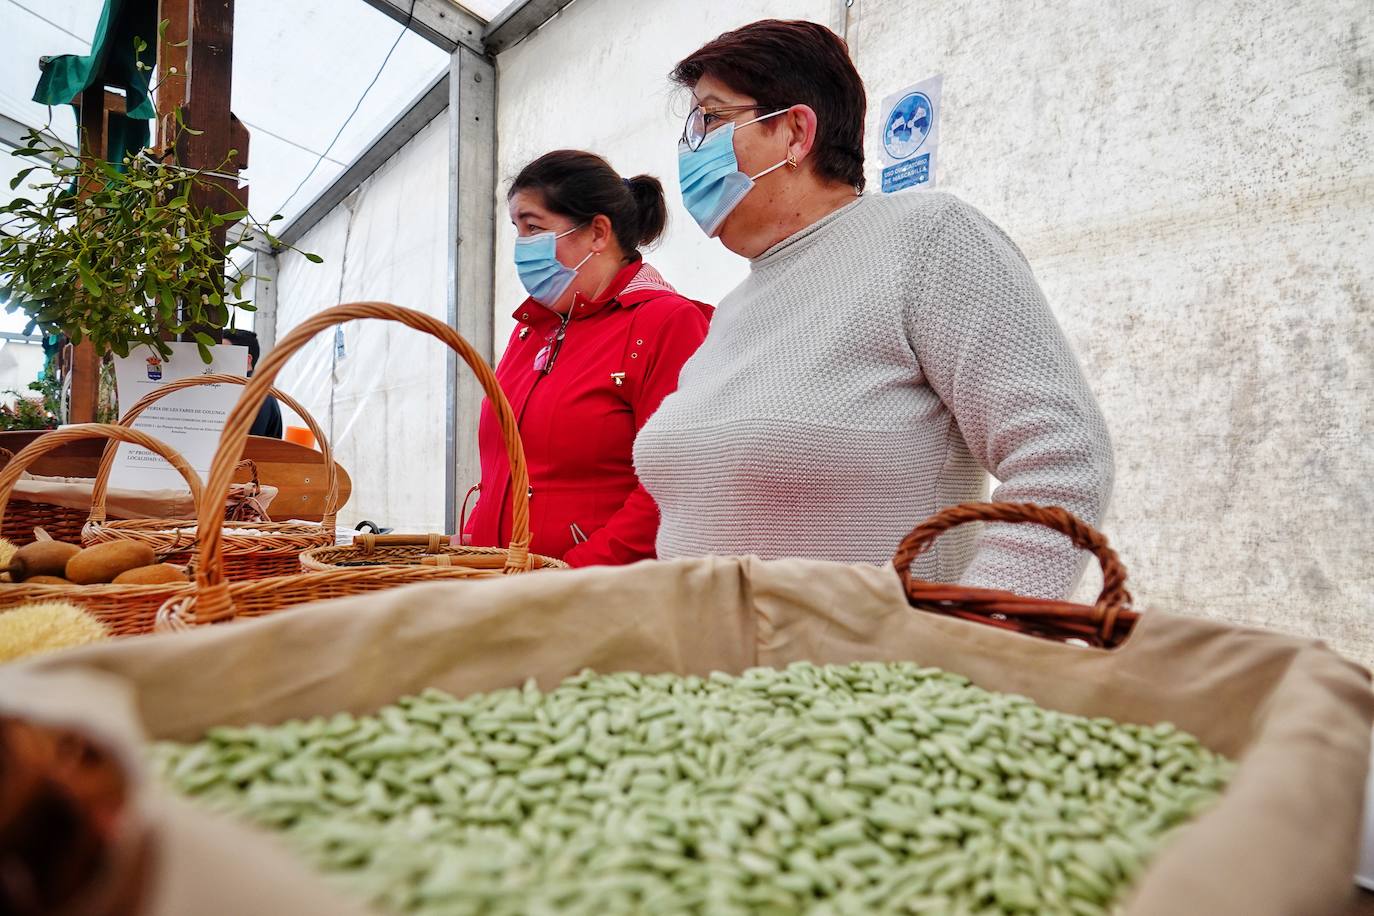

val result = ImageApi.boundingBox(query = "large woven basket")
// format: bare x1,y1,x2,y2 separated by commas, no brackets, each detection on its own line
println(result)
893,501,1140,648
82,374,339,580
0,425,202,635
155,302,558,631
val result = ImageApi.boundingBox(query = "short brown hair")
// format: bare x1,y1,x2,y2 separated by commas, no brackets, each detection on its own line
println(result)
672,20,866,192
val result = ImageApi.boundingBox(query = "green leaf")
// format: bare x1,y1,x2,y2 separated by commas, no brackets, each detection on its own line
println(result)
303,252,324,264
193,331,217,347
75,263,102,294
8,168,36,191
196,342,212,363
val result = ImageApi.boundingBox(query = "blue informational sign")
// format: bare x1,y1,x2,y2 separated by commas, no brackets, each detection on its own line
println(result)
879,76,942,193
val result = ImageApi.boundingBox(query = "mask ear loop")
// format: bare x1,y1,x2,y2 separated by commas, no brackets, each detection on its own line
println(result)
749,159,790,182
737,108,796,183
566,249,601,311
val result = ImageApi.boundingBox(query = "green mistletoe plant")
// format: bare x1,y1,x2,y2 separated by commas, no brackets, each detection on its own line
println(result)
0,121,320,363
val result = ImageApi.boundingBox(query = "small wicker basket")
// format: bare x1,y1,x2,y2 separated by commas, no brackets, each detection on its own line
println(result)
82,374,340,580
155,301,558,631
0,425,202,636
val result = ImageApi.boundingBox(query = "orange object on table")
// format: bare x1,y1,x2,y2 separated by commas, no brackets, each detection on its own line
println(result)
284,426,317,449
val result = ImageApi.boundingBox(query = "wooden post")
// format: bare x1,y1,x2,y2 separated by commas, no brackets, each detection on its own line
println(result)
156,0,246,334
68,84,110,424
154,0,190,153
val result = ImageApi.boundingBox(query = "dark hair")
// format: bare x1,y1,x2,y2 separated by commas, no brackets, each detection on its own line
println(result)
672,19,867,192
222,328,260,365
509,150,667,256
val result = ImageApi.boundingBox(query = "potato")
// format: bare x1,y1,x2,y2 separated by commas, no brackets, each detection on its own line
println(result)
23,575,74,586
8,540,81,581
66,542,157,585
112,563,189,586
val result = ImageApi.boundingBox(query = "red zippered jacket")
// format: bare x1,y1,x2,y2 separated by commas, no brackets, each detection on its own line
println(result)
462,260,711,566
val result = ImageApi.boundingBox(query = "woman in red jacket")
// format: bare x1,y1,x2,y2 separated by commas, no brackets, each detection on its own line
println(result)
462,150,712,566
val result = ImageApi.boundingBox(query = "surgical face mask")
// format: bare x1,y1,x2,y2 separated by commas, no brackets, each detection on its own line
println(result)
678,110,789,238
514,224,592,305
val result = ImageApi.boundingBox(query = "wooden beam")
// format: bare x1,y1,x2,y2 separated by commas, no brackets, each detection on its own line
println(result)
155,0,191,152
170,0,243,332
68,83,109,424
70,89,130,116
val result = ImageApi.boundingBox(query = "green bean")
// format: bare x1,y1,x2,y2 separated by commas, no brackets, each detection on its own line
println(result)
152,662,1232,916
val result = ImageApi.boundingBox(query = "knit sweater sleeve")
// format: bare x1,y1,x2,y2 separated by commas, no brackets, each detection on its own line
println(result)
904,198,1114,598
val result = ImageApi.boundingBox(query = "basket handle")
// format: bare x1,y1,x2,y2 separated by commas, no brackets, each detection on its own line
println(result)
185,302,533,624
891,502,1135,646
352,533,449,552
0,425,204,539
90,373,339,527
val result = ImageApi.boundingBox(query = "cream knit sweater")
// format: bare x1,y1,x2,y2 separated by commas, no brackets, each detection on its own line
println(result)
633,192,1113,599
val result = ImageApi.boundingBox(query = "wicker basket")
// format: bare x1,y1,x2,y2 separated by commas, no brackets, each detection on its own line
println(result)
0,425,201,635
300,533,566,572
893,501,1140,648
155,301,556,631
82,374,340,580
0,446,88,545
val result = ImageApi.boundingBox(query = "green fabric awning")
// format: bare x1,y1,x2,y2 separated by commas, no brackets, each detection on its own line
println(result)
32,0,158,165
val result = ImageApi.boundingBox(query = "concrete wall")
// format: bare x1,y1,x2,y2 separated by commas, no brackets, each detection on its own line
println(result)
274,114,450,532
493,0,1372,663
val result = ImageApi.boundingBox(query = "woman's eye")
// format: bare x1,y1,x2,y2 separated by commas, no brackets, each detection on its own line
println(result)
702,113,721,126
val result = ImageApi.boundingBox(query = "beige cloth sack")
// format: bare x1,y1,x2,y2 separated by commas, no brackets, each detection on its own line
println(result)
2,555,1370,915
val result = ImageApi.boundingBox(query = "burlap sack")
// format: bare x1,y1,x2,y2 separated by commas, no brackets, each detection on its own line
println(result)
2,555,1369,915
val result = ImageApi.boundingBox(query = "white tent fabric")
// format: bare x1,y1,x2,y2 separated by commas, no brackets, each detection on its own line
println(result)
273,114,450,533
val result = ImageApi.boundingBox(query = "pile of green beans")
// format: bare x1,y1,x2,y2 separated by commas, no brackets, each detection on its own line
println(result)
151,662,1232,915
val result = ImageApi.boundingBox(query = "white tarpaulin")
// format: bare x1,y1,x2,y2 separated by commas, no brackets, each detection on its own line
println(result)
273,115,450,533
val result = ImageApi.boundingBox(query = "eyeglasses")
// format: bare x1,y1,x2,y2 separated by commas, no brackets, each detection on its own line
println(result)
680,103,768,151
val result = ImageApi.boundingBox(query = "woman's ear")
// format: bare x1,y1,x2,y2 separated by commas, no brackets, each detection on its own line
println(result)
787,104,820,166
590,213,615,252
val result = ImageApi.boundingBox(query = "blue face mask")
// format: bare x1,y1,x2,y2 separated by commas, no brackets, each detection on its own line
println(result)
678,111,790,237
514,224,593,305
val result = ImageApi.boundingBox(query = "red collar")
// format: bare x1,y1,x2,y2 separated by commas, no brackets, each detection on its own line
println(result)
512,259,670,327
